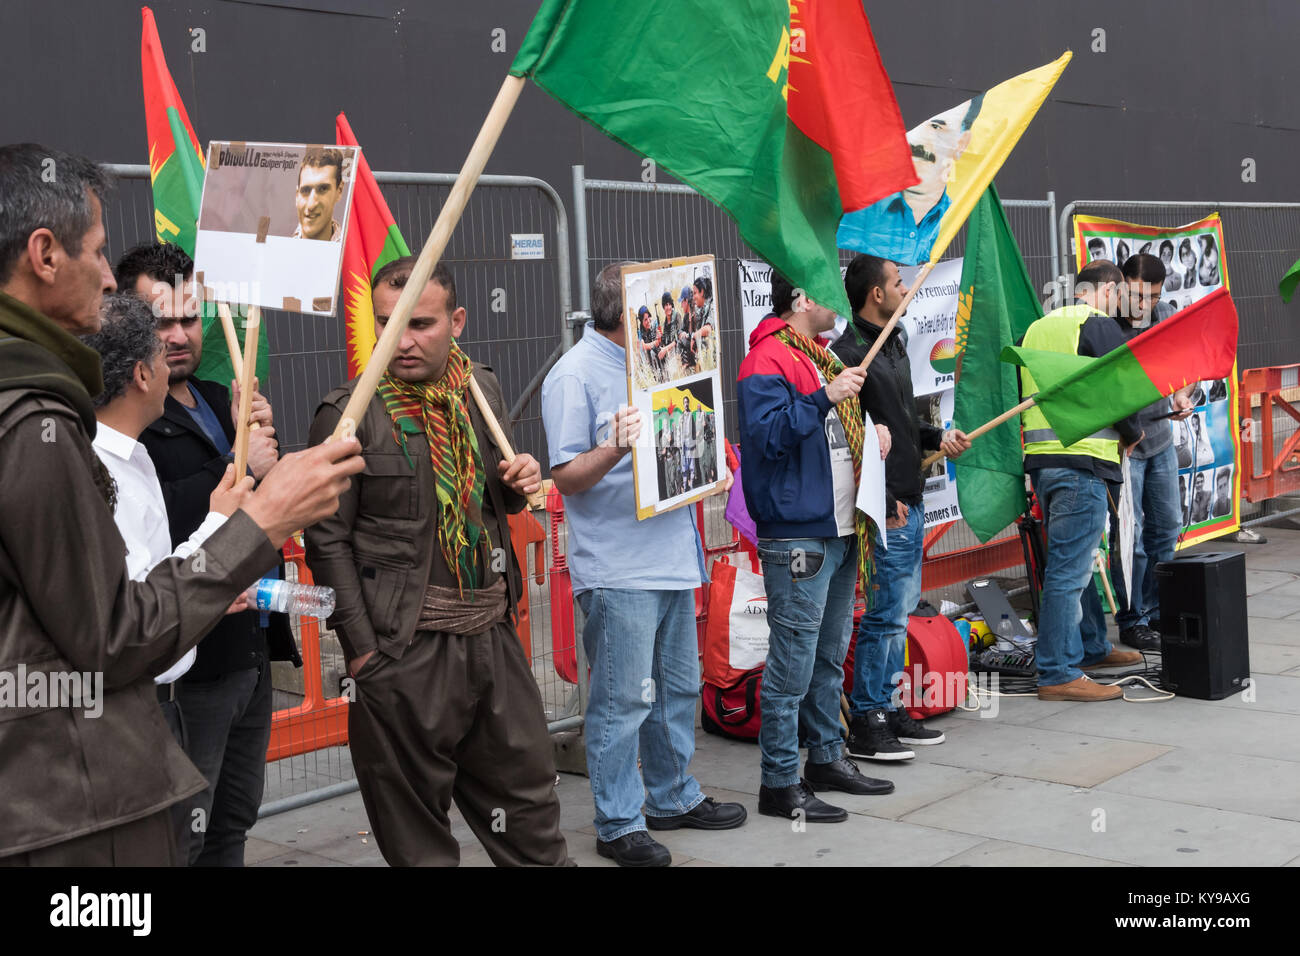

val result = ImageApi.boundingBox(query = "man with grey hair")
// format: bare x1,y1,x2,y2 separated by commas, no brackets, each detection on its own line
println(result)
85,292,253,858
0,142,363,864
541,263,746,868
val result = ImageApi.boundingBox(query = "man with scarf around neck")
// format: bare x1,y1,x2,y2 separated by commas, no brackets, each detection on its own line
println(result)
0,143,363,864
305,256,570,866
737,270,895,824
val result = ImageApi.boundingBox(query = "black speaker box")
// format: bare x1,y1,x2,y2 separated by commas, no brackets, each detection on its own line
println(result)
1154,551,1250,700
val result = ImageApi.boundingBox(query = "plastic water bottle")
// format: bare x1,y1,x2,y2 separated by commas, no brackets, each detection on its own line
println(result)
243,578,335,618
994,613,1015,652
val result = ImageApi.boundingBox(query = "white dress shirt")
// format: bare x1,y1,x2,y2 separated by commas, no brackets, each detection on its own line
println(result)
92,422,227,685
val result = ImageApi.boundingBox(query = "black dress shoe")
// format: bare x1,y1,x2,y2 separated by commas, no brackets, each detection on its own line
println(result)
645,796,748,831
757,780,848,823
596,830,672,867
804,756,895,795
1119,625,1161,652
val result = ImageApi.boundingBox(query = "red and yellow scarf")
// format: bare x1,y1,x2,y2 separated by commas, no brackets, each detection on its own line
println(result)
377,343,488,594
776,325,878,596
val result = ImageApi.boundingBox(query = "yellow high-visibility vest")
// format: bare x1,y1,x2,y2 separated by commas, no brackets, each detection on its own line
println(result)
1020,305,1120,465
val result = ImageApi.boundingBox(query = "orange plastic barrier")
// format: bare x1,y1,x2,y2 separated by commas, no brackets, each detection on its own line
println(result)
1238,364,1300,502
266,541,349,761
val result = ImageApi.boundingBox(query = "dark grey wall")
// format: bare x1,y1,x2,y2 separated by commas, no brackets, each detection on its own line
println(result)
6,1,1295,206
4,0,1299,456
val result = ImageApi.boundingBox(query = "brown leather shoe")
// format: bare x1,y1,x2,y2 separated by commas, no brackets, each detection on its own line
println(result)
1083,648,1143,668
1037,676,1123,701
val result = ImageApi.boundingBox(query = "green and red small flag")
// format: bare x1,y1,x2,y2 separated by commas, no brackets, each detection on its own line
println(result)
510,0,917,319
1003,287,1239,448
336,112,411,378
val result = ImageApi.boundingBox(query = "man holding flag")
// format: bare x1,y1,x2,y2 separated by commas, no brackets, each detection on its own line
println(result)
738,272,894,822
831,255,969,758
1018,260,1145,701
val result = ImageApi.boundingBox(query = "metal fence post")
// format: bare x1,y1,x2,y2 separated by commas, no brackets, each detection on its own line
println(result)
1047,189,1060,291
572,164,590,329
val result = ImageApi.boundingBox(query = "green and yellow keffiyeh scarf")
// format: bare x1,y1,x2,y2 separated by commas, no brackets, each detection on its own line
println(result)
377,342,488,595
776,326,879,597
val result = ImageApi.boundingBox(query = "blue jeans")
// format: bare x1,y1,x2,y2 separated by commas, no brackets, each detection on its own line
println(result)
756,534,857,788
851,505,923,716
577,587,705,842
1031,468,1113,686
1111,443,1181,630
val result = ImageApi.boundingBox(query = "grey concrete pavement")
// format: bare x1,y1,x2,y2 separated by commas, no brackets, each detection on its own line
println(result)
249,529,1300,867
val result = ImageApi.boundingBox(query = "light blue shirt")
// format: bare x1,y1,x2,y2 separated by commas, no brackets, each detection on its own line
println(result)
836,189,951,266
541,323,708,594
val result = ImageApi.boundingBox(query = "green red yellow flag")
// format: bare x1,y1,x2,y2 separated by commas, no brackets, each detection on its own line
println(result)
510,0,917,319
141,5,203,255
1004,287,1239,447
140,5,267,387
336,113,411,378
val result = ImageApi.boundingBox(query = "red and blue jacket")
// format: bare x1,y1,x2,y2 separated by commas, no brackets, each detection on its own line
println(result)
736,315,839,540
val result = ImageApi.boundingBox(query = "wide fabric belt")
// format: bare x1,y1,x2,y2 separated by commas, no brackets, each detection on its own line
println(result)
1023,427,1120,444
416,577,507,636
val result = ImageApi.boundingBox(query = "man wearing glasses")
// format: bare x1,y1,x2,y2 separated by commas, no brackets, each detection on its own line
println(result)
1104,253,1196,650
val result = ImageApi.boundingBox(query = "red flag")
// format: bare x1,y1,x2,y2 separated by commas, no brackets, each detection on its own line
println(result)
336,113,411,378
786,0,918,212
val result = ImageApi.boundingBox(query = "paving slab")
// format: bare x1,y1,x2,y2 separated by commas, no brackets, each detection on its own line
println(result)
1245,591,1300,620
648,790,984,867
935,838,1131,867
1248,617,1300,647
901,776,1300,866
1247,642,1300,674
945,693,1082,727
1034,694,1300,762
253,849,349,867
1098,749,1300,821
1245,569,1300,596
1180,672,1300,716
925,719,1170,788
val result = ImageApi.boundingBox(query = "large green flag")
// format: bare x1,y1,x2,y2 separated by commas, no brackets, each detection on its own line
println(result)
951,184,1041,542
510,0,918,319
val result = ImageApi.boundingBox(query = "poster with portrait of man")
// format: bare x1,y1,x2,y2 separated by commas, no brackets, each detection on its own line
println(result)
1074,212,1240,546
193,141,359,316
622,256,726,519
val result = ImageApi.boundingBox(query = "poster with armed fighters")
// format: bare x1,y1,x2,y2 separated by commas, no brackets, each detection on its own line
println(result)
623,255,727,519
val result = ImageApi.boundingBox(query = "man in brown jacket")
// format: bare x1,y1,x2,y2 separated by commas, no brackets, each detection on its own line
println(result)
306,257,570,867
0,142,363,865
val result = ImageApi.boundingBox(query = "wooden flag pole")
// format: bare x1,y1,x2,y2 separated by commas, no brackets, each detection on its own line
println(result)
856,260,935,370
232,305,260,478
217,302,243,370
919,395,1037,470
330,74,525,447
467,375,544,510
217,302,260,431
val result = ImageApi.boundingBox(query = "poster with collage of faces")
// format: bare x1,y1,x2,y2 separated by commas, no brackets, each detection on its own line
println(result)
1075,213,1239,546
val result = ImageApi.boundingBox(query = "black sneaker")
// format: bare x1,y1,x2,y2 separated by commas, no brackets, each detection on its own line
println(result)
846,709,915,762
596,830,672,867
645,796,747,831
887,708,945,746
757,780,848,823
1119,625,1161,652
803,756,894,795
